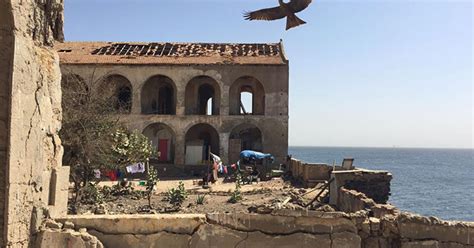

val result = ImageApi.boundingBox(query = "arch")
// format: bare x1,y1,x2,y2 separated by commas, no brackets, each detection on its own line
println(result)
185,76,221,115
98,74,133,113
142,123,176,163
141,75,176,115
228,123,263,163
229,76,265,115
184,123,220,165
61,73,89,107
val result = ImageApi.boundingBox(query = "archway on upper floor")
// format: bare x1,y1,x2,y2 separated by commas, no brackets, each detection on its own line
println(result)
97,74,132,113
185,76,221,115
141,75,176,115
228,123,263,163
229,76,265,115
142,123,176,163
184,123,220,165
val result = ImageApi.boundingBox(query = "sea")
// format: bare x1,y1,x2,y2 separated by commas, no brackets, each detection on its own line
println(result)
288,147,474,221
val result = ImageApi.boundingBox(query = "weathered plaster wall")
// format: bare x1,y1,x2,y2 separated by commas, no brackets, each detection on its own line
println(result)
59,64,289,165
46,210,473,248
0,1,14,246
1,0,67,246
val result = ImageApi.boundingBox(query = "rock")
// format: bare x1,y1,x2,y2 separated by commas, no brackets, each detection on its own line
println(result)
36,229,104,248
332,232,361,248
401,240,439,248
79,228,88,233
315,204,336,212
63,221,75,229
94,204,107,215
370,217,381,234
44,219,63,229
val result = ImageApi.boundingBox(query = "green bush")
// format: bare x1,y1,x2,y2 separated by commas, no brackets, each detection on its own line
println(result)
228,173,243,203
81,183,104,205
196,194,206,205
166,181,188,206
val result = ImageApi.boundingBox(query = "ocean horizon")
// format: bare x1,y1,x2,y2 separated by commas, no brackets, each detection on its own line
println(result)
288,146,474,221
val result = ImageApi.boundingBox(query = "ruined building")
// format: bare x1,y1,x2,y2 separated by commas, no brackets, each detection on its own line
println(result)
55,42,289,169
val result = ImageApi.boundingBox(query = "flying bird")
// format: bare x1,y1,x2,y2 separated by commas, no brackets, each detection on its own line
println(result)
244,0,313,30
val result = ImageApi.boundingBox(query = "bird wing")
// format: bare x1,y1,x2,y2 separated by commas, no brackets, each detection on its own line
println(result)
244,6,286,21
287,0,313,13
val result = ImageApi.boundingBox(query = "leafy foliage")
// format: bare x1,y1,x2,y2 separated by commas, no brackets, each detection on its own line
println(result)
111,129,154,167
166,181,188,206
60,73,154,207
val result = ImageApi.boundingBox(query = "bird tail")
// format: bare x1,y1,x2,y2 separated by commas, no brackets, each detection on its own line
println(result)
286,14,306,30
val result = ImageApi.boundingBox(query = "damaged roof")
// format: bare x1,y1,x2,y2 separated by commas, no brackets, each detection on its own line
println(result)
55,42,288,65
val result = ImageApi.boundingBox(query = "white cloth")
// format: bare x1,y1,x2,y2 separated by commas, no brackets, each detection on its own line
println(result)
126,162,145,174
211,153,222,166
93,169,101,179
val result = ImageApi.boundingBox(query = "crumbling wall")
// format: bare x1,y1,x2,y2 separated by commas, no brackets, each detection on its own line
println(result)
330,169,392,206
289,158,337,186
56,212,361,248
48,211,473,248
338,187,399,218
1,0,66,247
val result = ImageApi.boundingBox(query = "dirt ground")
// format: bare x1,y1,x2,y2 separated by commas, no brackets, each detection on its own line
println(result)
71,178,332,215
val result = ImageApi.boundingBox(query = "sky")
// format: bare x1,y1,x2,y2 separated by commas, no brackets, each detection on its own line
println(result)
64,0,473,149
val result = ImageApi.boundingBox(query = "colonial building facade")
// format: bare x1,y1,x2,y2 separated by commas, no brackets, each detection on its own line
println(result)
56,42,289,169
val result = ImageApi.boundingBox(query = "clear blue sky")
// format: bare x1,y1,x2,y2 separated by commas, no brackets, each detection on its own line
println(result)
64,0,473,149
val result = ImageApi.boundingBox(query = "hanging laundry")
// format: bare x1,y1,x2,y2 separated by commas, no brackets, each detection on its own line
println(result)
106,170,117,181
126,162,146,174
93,169,101,179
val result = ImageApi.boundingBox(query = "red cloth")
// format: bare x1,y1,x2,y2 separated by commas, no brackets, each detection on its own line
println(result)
106,170,117,181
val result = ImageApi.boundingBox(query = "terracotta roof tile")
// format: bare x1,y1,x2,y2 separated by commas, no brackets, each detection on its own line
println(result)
55,42,287,65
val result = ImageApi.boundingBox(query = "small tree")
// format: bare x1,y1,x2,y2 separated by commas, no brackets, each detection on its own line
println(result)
145,166,159,208
167,181,188,207
111,129,154,170
228,173,243,203
60,72,154,208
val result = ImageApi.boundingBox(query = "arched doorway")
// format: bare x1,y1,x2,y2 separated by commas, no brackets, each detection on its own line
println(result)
185,123,220,165
229,76,265,115
229,123,263,163
98,74,132,113
142,123,175,163
141,75,176,115
185,76,221,115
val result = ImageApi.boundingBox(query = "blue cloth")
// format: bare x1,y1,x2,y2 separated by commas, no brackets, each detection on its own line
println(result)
239,150,274,162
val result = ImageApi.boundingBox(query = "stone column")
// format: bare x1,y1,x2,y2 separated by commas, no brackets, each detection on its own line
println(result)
220,132,230,164
175,80,186,116
175,132,186,165
131,78,142,115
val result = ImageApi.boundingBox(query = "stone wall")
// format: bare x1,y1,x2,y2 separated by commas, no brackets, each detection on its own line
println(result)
42,210,474,248
1,0,67,247
330,169,392,206
338,187,399,218
288,158,340,186
55,212,361,248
